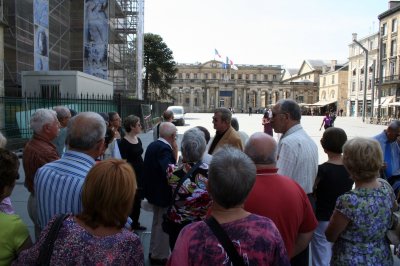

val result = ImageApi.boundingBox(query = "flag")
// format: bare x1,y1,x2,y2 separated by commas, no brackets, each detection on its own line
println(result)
214,49,221,58
229,58,238,70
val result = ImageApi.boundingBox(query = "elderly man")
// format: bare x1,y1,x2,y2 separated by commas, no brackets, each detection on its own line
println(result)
35,112,106,229
23,108,60,238
153,109,174,140
373,120,400,193
208,107,243,155
143,122,178,265
52,106,71,156
244,132,317,259
271,99,318,266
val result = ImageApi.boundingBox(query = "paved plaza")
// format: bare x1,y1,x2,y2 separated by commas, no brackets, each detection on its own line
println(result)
10,113,392,265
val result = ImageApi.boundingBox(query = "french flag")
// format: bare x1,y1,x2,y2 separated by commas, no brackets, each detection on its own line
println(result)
215,49,221,58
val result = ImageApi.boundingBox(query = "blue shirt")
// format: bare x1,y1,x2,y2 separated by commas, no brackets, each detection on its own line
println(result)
35,151,95,229
374,131,400,177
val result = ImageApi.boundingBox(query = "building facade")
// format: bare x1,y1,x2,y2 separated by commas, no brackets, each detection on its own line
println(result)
378,1,400,119
319,61,349,114
347,33,379,118
169,60,319,113
3,0,143,98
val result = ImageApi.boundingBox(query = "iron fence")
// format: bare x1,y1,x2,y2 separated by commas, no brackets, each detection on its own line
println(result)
0,93,171,149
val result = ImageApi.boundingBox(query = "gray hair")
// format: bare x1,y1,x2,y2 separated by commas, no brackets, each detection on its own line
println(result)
277,99,301,121
30,109,58,134
208,146,256,209
181,128,206,163
66,112,106,151
214,107,232,123
388,120,400,130
159,122,176,138
245,133,277,165
53,106,71,121
0,131,6,148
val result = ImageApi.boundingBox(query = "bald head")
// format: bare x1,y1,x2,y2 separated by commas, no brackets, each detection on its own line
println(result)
244,132,277,166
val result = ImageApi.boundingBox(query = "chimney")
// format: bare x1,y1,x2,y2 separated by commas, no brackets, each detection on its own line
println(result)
331,60,337,71
389,1,400,9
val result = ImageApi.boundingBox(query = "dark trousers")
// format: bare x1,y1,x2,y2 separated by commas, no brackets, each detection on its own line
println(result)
290,193,315,266
129,189,143,227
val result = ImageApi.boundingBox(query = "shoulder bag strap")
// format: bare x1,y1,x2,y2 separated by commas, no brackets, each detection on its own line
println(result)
168,161,202,208
205,216,246,266
37,213,69,266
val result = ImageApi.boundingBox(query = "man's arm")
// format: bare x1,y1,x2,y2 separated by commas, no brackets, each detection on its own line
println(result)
292,231,314,258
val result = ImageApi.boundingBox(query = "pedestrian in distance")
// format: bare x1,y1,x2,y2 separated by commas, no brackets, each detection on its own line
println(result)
319,112,332,131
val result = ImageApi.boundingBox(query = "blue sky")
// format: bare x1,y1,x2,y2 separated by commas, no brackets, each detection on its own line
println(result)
145,0,388,68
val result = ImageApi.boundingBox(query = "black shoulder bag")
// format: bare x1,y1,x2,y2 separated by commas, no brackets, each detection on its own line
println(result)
205,216,246,266
162,161,202,234
36,213,69,266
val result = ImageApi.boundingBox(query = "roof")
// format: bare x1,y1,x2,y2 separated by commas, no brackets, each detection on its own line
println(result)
379,3,400,19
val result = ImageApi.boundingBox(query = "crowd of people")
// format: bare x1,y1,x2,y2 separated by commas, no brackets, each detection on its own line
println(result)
0,99,399,265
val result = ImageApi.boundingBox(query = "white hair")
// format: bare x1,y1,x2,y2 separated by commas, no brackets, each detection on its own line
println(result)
30,109,58,134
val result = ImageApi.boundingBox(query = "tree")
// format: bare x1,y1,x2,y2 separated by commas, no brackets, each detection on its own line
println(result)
143,33,177,101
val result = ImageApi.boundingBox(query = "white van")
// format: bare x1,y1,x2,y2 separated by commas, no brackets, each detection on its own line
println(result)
167,106,185,126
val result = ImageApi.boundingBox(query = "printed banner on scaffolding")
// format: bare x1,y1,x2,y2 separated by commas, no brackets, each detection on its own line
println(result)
83,0,109,80
33,0,49,71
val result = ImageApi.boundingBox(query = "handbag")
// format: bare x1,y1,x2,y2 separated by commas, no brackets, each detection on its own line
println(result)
205,216,246,266
162,161,202,234
36,213,69,266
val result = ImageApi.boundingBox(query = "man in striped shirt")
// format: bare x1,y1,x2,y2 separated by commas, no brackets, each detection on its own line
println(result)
34,112,106,230
271,99,318,266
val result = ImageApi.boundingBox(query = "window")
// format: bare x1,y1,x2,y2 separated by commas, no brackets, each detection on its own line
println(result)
194,98,198,106
360,68,364,75
212,73,216,79
245,74,249,80
352,81,355,92
264,74,268,81
382,23,388,36
41,84,60,98
391,40,397,56
231,74,235,79
185,98,190,104
352,69,356,76
392,19,397,33
331,75,335,84
178,73,182,79
273,75,277,80
238,74,242,79
383,43,387,58
204,73,208,79
194,73,197,79
368,78,372,90
360,80,363,91
323,77,326,86
186,73,190,79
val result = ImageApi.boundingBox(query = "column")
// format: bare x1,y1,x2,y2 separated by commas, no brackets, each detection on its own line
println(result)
242,88,247,111
215,87,219,107
234,88,238,110
206,88,210,110
190,89,194,112
257,88,261,108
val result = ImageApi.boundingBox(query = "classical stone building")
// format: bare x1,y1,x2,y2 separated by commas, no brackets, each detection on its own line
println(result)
319,61,348,114
169,60,319,113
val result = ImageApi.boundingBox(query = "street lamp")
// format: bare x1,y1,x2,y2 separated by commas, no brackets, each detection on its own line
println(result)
352,33,368,122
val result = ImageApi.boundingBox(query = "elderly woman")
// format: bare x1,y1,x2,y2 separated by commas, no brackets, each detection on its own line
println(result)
13,160,144,265
0,149,32,265
168,146,289,265
165,127,212,249
325,137,395,265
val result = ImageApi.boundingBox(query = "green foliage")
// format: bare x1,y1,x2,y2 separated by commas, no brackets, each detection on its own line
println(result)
143,33,177,101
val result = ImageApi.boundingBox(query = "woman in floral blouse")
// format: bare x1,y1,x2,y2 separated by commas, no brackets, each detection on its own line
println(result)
13,160,144,265
325,137,395,265
166,127,212,249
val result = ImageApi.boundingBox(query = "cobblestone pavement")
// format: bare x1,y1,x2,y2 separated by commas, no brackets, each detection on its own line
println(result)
11,113,397,265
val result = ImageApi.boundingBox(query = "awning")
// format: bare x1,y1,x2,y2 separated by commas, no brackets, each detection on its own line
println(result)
388,101,400,106
374,96,395,107
310,99,337,106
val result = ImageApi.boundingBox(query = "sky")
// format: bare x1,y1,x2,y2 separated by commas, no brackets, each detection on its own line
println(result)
144,0,389,68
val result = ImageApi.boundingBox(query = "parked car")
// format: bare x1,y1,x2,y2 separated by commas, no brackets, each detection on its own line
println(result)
167,106,185,126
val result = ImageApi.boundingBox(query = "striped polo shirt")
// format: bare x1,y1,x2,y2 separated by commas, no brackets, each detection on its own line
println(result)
35,151,95,229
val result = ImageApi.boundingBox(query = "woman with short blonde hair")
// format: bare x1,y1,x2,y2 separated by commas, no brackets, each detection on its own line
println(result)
325,137,395,265
14,159,144,265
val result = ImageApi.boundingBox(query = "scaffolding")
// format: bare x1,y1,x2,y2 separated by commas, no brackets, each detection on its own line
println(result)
3,0,143,97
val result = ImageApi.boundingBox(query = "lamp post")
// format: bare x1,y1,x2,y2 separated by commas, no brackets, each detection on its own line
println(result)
352,33,368,122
